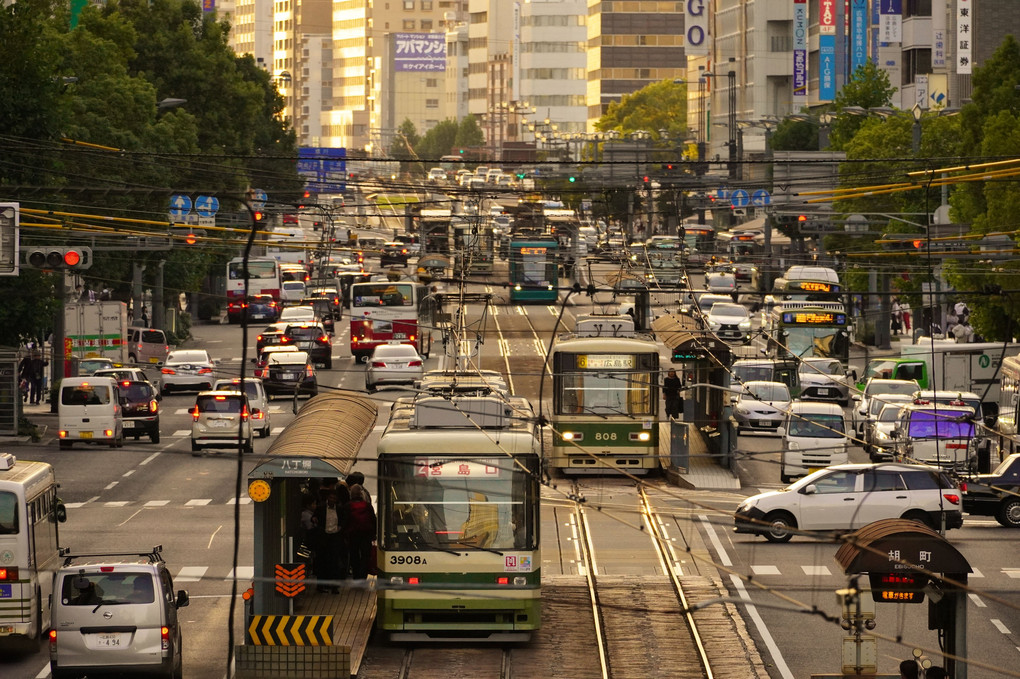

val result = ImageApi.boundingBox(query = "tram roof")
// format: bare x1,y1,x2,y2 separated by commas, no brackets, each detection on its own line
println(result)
249,391,378,479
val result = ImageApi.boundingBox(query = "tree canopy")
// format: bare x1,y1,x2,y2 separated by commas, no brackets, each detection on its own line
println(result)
595,79,688,140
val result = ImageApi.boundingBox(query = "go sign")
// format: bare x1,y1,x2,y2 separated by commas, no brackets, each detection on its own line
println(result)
685,0,708,54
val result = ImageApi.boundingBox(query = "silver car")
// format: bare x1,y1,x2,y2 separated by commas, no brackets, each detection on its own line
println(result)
365,343,424,392
706,302,752,343
733,380,791,434
214,378,272,438
160,349,218,394
798,358,853,405
866,400,912,461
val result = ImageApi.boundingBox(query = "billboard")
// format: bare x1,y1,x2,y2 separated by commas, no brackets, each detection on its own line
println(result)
793,0,808,99
819,0,836,101
880,0,902,43
685,0,709,56
394,32,447,72
850,0,867,75
956,0,972,74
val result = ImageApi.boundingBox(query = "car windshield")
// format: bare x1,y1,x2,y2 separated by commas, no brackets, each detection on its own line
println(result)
747,383,790,401
878,405,905,422
712,303,747,318
907,410,974,438
169,351,209,364
867,381,918,397
732,364,774,382
281,307,315,319
801,359,842,375
788,413,845,438
121,383,152,400
215,381,260,400
287,326,322,340
870,395,908,416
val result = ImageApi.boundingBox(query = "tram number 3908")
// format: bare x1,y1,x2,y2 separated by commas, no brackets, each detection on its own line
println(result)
390,555,429,565
594,432,617,441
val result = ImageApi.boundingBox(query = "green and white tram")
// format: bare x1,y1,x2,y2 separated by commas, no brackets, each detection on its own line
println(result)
550,315,660,474
376,390,542,640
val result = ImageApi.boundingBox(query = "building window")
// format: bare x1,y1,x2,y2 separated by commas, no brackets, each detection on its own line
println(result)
422,0,433,8
403,19,415,29
426,98,439,108
426,78,438,87
403,0,414,8
904,0,931,18
421,20,433,30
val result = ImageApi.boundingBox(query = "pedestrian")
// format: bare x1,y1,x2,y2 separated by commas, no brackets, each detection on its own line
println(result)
891,298,903,336
313,491,348,593
954,301,969,325
140,305,149,327
662,368,684,419
925,667,947,679
891,312,902,336
18,353,31,403
24,351,47,405
346,470,370,504
345,484,377,579
901,301,912,333
899,659,919,679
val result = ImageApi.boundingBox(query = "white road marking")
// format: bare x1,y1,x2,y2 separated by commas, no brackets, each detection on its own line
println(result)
547,306,557,315
63,502,86,509
140,452,160,465
751,565,781,575
186,499,212,506
729,573,796,679
118,508,144,526
499,338,510,358
801,565,831,576
992,619,1011,634
226,566,255,582
698,514,732,567
177,566,208,583
122,469,135,478
1003,568,1020,579
208,525,223,549
104,501,129,507
968,593,986,608
104,482,118,490
145,500,170,507
515,305,526,315
172,429,190,437
971,568,984,577
227,497,252,505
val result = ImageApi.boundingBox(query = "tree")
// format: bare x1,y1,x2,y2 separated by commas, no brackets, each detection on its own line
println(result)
415,119,459,161
594,80,687,139
454,115,485,149
389,119,420,160
0,271,63,348
770,118,818,152
826,61,897,150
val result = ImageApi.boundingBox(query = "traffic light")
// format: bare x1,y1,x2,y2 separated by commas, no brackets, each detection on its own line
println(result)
568,176,576,183
253,210,265,223
25,246,92,270
185,233,198,245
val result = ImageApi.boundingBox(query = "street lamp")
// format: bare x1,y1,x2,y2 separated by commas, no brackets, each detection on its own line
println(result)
911,103,923,154
819,112,834,150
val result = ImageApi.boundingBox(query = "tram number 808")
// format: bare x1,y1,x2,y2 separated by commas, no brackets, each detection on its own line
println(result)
594,432,617,441
390,555,429,565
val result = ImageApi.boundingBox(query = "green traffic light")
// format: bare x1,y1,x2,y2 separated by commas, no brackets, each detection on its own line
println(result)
568,177,576,183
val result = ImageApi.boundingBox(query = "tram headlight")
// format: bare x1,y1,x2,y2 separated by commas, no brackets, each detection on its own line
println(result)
562,431,582,441
514,576,527,586
514,284,522,291
629,431,651,442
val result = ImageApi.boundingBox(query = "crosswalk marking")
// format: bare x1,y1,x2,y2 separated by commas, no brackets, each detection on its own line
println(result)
968,593,986,608
144,500,170,507
172,429,190,437
227,497,252,505
226,566,254,582
175,405,289,416
1004,568,1020,579
186,499,212,506
801,565,831,576
177,566,208,583
271,426,286,434
750,565,781,575
104,501,129,507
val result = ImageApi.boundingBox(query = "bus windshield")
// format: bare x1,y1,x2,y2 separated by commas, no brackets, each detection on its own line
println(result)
229,260,277,279
0,491,18,534
381,457,537,551
783,327,848,360
352,284,413,307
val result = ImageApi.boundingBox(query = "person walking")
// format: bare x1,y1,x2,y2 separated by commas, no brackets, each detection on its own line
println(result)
345,484,377,579
25,351,47,405
662,369,684,419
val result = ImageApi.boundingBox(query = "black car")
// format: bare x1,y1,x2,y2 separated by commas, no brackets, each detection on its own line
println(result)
263,351,318,398
299,296,338,332
380,242,410,267
227,294,279,323
117,379,160,443
256,323,290,355
962,452,1020,527
282,322,333,368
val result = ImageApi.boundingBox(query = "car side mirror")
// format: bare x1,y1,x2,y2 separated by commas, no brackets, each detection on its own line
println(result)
852,394,862,402
801,484,817,495
176,590,190,608
55,500,67,523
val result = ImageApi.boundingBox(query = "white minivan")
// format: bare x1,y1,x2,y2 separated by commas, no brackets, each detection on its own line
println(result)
58,377,124,449
778,401,849,484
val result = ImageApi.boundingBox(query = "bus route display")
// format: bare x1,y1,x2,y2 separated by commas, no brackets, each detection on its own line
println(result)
795,281,838,293
782,311,848,325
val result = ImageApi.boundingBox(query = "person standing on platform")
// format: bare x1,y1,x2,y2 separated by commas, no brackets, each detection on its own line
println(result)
313,491,347,593
345,484,377,579
663,368,684,419
899,659,919,679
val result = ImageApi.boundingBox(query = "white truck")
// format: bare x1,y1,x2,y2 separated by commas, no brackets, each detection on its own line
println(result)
65,301,129,365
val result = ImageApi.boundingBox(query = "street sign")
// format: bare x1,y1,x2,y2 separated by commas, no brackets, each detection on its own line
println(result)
250,189,267,210
169,194,192,218
194,195,219,217
751,189,771,206
729,189,750,208
298,147,346,193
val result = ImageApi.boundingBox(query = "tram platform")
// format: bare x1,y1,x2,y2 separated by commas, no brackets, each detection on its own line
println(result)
235,580,377,679
659,421,741,490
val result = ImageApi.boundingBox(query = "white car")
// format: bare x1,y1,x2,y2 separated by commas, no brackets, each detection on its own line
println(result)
798,358,853,405
866,400,912,461
214,378,272,438
160,349,218,394
705,270,737,294
733,463,964,542
280,280,306,305
365,343,424,392
427,167,446,182
853,378,920,436
278,305,317,324
190,390,254,454
732,381,791,434
706,302,752,342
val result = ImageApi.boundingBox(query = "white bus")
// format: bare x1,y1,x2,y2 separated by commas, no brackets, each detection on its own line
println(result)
0,453,66,647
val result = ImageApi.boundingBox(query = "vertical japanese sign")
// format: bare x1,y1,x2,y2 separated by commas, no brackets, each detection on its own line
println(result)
880,0,902,43
956,0,972,74
393,33,447,72
871,0,881,62
793,0,808,99
685,0,709,56
819,0,837,101
512,3,521,101
932,0,946,69
850,0,868,75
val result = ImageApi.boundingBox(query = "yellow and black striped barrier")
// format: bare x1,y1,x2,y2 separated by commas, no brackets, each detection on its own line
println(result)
248,615,334,646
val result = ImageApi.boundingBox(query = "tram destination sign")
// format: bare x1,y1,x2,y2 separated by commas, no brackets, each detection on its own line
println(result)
415,458,502,478
793,281,838,293
782,311,848,325
576,354,636,369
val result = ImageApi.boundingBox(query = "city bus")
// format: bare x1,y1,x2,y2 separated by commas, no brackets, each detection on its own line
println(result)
644,235,684,286
767,301,851,363
348,280,434,360
679,223,716,268
0,453,67,648
508,237,559,303
995,352,1020,461
550,315,660,474
226,257,282,302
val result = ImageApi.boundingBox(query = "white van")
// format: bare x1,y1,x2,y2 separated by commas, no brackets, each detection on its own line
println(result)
58,376,124,449
778,401,849,483
892,402,978,471
127,327,169,365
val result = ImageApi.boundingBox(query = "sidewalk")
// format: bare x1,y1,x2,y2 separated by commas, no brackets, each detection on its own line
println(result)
1,400,56,447
660,421,741,490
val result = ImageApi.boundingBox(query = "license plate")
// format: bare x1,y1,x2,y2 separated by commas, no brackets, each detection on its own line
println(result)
123,421,137,429
394,333,407,339
809,467,822,474
149,357,159,363
209,419,232,428
282,372,298,380
756,420,771,427
0,585,11,598
252,313,266,319
80,431,93,439
95,633,125,647
817,388,829,395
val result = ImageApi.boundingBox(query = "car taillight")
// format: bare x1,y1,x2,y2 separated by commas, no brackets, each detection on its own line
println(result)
409,360,422,367
190,406,200,420
371,361,386,368
255,368,267,378
305,365,314,377
252,410,265,420
257,335,264,342
161,368,176,375
241,407,250,421
959,481,968,493
161,625,170,653
198,367,212,374
280,336,293,344
316,336,330,345
149,399,159,412
943,493,961,505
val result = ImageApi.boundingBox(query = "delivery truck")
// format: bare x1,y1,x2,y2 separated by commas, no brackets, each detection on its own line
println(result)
65,301,129,365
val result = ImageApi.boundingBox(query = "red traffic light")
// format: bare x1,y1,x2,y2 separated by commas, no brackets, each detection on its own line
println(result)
797,215,808,222
63,249,82,267
642,176,650,183
913,240,923,249
185,233,197,245
253,211,264,222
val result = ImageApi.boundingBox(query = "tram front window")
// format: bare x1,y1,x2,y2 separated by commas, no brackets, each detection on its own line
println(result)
560,371,652,416
380,457,537,551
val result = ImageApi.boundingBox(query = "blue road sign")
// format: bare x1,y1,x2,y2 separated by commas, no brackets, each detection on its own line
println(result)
169,194,192,218
716,188,730,201
298,147,346,193
729,189,750,208
251,189,267,210
751,189,772,207
195,195,220,217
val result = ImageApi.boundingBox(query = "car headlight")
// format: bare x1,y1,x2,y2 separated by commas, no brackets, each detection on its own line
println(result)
738,320,752,330
875,430,890,441
709,321,722,331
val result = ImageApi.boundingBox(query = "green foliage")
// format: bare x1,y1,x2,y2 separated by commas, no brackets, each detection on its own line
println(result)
390,119,420,160
455,115,485,148
770,119,818,152
415,119,460,160
827,62,897,150
594,80,687,139
0,270,63,347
